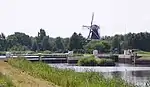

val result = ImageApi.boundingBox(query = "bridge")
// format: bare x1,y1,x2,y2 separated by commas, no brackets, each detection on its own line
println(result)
0,54,79,64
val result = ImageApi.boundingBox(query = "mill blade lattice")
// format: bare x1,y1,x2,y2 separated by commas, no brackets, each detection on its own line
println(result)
91,12,94,26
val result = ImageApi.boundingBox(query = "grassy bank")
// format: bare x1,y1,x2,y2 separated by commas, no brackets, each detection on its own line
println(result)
0,72,15,87
8,58,135,87
137,51,150,57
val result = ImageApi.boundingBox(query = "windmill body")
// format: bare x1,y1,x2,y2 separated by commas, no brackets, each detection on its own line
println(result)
91,25,100,40
82,13,100,41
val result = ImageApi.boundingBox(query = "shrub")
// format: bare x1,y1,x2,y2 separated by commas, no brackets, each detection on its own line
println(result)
110,55,118,62
73,54,84,57
78,57,97,66
42,50,52,54
97,59,115,66
78,56,115,66
0,51,6,56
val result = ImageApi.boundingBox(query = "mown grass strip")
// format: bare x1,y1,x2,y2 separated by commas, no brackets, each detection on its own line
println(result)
8,58,135,87
0,72,15,87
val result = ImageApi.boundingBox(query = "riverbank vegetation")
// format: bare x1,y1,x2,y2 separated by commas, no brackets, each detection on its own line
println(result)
8,58,135,87
78,56,115,66
0,72,15,87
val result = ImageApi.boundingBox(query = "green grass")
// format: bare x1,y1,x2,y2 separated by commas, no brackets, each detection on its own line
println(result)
136,51,150,60
83,54,92,57
137,51,150,56
8,58,135,87
0,72,15,87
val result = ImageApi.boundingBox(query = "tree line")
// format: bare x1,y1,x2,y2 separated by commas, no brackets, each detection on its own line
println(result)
0,29,150,53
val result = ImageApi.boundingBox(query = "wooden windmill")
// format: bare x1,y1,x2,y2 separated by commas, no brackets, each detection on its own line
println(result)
82,13,100,40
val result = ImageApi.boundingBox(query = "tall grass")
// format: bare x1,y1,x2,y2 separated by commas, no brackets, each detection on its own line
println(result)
8,58,135,87
0,72,15,87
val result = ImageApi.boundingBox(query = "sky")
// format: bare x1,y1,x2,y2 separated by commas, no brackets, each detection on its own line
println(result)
1,0,150,38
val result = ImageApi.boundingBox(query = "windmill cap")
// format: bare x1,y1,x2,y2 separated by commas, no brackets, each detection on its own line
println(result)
91,25,100,29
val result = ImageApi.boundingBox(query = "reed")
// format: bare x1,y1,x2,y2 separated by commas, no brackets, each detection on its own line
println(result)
0,72,15,87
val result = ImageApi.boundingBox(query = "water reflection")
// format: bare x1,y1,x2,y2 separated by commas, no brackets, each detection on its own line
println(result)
102,70,150,86
49,63,150,87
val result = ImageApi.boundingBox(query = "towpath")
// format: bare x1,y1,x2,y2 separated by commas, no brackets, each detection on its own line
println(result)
0,60,59,87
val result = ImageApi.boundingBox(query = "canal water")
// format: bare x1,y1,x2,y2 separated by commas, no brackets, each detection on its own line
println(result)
49,63,150,87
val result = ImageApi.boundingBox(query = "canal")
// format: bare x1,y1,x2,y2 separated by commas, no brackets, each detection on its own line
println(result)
49,63,150,87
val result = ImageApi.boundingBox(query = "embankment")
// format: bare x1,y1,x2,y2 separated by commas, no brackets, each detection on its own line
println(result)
8,58,135,87
0,60,58,87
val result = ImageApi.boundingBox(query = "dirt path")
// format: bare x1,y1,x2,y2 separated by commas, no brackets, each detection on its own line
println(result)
0,60,59,87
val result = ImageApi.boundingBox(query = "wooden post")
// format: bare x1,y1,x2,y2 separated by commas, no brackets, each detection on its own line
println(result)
132,52,137,64
134,53,137,64
38,53,42,61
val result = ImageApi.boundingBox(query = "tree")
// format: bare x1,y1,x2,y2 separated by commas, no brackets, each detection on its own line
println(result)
111,35,121,53
55,37,64,52
78,33,86,49
84,40,111,53
0,33,7,51
31,39,38,51
37,29,46,43
63,38,70,50
41,36,51,51
69,32,79,50
7,32,31,50
69,32,86,52
9,45,26,51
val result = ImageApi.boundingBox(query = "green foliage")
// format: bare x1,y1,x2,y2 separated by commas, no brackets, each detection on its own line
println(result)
110,55,119,62
55,37,64,52
62,38,70,49
37,29,46,43
31,39,38,51
2,29,150,53
0,33,7,51
78,56,115,66
78,57,97,66
69,32,86,52
111,35,121,53
137,50,150,54
42,50,52,54
0,51,6,56
41,36,51,51
97,58,115,66
9,45,27,51
8,58,135,87
84,40,111,53
0,72,15,87
7,32,31,50
73,54,84,57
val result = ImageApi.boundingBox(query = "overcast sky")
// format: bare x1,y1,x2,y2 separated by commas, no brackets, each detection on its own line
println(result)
1,0,150,38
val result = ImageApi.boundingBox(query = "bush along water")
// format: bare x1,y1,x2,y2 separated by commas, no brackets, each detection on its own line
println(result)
78,56,115,66
8,58,135,87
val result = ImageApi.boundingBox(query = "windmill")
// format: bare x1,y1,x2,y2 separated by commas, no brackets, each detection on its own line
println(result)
82,13,100,40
